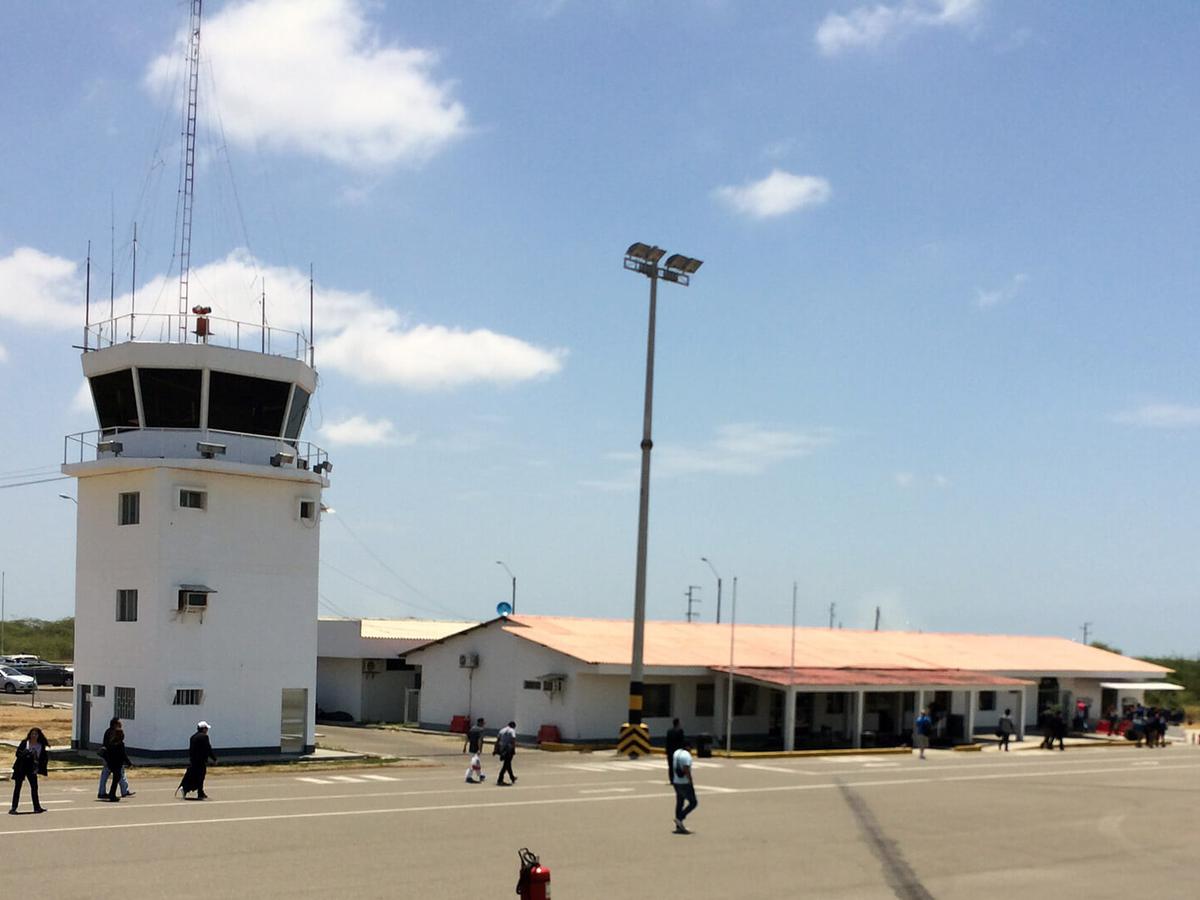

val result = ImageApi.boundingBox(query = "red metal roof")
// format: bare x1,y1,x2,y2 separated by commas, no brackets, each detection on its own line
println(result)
496,614,1169,676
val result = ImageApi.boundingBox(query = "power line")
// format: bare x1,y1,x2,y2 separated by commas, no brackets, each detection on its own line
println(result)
0,476,71,491
319,557,466,621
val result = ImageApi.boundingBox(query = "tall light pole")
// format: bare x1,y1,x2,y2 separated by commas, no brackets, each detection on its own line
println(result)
701,556,722,624
495,560,516,615
622,243,702,744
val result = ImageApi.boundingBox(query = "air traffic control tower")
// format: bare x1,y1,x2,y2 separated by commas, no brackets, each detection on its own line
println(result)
63,312,330,756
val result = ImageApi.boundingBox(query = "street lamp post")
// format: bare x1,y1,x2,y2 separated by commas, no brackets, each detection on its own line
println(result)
495,560,516,614
701,556,722,624
622,243,702,747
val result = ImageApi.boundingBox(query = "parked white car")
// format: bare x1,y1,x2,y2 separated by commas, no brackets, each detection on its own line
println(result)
0,664,37,693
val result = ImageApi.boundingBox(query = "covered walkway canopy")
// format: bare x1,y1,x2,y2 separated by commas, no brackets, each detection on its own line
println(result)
712,666,1035,750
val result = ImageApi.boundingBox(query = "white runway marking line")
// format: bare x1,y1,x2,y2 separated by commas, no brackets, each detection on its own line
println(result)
579,787,635,794
738,763,815,775
359,774,399,782
327,775,368,783
12,762,1196,838
863,762,901,768
1132,760,1160,767
296,777,334,784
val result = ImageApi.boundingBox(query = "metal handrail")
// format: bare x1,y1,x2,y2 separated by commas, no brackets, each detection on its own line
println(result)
83,313,312,364
63,426,328,470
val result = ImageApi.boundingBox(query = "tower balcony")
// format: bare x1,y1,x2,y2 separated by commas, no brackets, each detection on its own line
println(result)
64,427,329,474
84,312,312,364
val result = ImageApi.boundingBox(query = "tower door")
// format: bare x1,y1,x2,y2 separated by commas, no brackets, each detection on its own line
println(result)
281,688,307,753
77,684,92,749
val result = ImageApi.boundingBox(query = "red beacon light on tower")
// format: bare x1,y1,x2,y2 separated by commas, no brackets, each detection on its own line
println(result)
191,305,213,342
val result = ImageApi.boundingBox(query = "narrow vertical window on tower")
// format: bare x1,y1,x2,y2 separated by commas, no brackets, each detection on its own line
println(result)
116,589,138,622
118,491,140,525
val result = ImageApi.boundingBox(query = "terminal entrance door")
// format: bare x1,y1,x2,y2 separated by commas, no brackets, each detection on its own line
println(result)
76,684,91,749
280,688,307,753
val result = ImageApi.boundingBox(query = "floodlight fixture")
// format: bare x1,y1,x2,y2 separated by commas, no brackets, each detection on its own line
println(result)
625,242,665,265
270,450,296,467
196,441,227,459
665,254,703,275
96,440,123,456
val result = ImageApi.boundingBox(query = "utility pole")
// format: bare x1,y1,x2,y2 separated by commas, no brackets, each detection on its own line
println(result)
1,570,5,656
1081,622,1092,645
685,586,702,622
828,602,836,630
874,605,881,631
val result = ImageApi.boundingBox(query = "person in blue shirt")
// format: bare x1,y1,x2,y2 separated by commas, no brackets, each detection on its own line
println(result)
914,709,932,760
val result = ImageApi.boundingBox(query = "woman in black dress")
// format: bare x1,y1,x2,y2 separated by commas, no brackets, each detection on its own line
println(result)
10,727,50,814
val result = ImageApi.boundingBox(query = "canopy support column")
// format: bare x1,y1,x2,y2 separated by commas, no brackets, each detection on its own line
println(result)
853,689,865,749
783,685,797,752
966,689,977,745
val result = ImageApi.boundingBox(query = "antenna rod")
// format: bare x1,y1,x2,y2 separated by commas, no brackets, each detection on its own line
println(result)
874,605,880,631
178,0,203,342
131,222,137,340
84,240,91,351
261,280,266,353
109,199,115,325
309,263,315,367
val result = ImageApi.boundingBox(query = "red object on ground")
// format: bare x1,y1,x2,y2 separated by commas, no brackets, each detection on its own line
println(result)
537,724,561,744
450,715,469,734
517,863,551,899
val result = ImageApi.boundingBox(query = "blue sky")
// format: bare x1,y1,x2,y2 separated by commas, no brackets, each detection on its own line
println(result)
1,1,1198,656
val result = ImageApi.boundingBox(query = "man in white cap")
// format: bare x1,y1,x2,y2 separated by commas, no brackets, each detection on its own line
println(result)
178,721,217,800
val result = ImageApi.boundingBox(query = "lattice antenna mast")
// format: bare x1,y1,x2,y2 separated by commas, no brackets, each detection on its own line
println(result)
178,0,203,341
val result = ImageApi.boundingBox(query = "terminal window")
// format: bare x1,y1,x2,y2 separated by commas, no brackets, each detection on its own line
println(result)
118,492,140,525
114,687,136,720
734,683,759,716
694,683,715,717
978,691,996,711
172,689,203,706
642,683,672,718
116,589,138,622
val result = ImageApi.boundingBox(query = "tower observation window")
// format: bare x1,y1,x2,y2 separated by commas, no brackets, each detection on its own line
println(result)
138,368,202,429
89,369,139,430
284,387,310,440
208,371,289,437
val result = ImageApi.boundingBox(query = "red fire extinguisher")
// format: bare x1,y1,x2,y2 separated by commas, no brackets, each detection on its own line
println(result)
516,847,551,900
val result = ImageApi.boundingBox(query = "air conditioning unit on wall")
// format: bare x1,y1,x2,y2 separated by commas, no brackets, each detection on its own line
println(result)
363,659,381,674
459,652,479,669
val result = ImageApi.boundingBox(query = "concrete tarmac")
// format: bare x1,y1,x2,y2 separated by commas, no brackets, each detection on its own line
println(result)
3,744,1197,899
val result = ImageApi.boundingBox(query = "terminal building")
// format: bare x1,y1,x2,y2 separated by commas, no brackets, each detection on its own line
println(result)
403,614,1174,747
64,312,331,756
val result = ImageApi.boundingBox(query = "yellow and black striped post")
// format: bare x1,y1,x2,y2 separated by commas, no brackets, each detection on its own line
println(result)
617,722,651,758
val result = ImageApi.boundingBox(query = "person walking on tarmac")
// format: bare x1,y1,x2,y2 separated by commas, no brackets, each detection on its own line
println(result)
914,708,932,760
9,727,50,814
664,718,685,785
496,721,518,786
178,721,217,799
98,717,134,799
103,728,133,803
671,739,698,834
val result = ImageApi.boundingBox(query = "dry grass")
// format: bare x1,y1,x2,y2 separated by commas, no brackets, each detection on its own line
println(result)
1,703,434,782
0,703,73,744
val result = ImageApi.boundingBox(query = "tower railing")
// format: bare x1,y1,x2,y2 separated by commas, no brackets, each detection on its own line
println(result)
84,313,312,365
64,426,329,473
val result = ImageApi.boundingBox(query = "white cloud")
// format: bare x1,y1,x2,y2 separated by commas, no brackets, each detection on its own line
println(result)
319,415,412,447
815,0,984,57
894,471,915,488
0,246,566,391
1112,403,1200,429
714,170,832,219
320,322,565,390
589,424,834,489
0,343,8,364
895,471,951,489
145,0,468,169
974,272,1026,309
0,247,86,329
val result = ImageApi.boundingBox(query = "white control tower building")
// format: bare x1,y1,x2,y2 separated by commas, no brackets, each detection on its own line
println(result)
63,311,330,757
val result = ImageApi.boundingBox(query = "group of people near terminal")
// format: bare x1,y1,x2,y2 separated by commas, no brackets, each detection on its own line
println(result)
462,718,519,786
7,719,217,813
1114,706,1174,748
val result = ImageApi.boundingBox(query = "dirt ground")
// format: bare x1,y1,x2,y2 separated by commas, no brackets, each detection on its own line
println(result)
1,703,432,781
0,703,73,744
